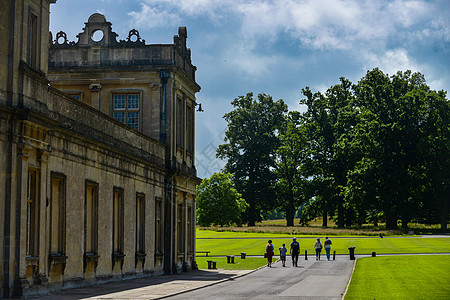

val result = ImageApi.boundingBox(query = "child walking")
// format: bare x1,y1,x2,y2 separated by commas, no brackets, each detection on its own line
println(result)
279,244,287,267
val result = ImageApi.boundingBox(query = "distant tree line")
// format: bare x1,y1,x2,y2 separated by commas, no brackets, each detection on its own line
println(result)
198,69,449,231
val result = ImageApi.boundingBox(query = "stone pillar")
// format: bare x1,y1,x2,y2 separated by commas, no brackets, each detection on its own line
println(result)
191,196,198,270
89,84,102,111
183,193,188,271
149,82,162,140
15,141,33,294
37,148,49,285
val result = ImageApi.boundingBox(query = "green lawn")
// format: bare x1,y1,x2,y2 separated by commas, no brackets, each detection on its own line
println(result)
197,232,450,256
195,256,268,270
345,255,450,299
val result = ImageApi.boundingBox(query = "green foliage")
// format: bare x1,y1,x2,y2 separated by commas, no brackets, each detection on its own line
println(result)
196,172,248,227
345,255,450,299
274,111,310,226
299,77,357,228
215,69,449,231
341,69,450,229
217,93,288,226
197,230,450,256
298,69,449,230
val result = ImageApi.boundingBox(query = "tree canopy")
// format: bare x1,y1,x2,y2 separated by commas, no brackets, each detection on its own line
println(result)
216,93,287,226
211,69,449,231
196,172,248,227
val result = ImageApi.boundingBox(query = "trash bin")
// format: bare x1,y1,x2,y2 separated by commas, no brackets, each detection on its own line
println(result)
241,252,246,259
372,251,376,257
348,247,356,260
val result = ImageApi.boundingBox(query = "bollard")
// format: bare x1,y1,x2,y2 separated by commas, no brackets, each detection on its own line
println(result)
305,250,308,260
372,251,376,257
333,250,336,260
226,255,235,263
241,252,246,259
348,247,356,260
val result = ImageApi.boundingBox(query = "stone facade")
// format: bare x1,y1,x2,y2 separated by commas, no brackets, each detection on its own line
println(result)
0,1,200,298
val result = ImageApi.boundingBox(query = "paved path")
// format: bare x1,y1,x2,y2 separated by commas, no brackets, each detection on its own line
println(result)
34,256,354,300
34,269,253,300
166,256,354,300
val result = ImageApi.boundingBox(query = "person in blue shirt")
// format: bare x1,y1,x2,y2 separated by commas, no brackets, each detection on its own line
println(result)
324,237,332,260
279,244,287,267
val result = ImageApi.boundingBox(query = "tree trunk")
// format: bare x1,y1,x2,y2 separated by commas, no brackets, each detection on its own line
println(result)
440,192,449,233
285,174,295,227
385,215,398,230
286,208,294,227
337,198,344,228
247,203,256,227
401,218,409,229
322,208,327,227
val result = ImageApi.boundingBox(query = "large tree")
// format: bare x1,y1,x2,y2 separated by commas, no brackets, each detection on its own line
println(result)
274,111,309,226
343,69,449,230
196,172,248,227
217,93,287,226
300,78,356,227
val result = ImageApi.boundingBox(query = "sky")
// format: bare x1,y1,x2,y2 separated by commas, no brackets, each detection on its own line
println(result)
49,0,450,179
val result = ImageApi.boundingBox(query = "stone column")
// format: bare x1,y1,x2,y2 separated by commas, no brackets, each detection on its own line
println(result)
149,82,162,140
37,148,49,285
183,193,188,270
191,196,198,270
89,84,102,111
15,140,33,292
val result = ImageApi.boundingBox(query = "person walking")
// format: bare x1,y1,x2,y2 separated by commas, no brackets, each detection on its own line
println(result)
290,238,300,267
324,237,332,260
266,240,274,267
314,238,322,261
279,244,287,267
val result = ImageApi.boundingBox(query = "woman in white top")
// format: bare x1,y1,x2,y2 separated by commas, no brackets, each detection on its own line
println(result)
314,238,322,261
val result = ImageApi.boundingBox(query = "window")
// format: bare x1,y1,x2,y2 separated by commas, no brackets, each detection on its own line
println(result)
27,12,38,69
50,173,66,255
85,181,98,254
155,197,163,254
69,93,82,101
176,97,183,147
186,105,193,152
113,188,124,254
112,93,140,130
136,193,145,254
63,90,83,101
26,169,39,257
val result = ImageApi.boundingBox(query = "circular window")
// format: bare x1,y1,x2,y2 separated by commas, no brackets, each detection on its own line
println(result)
57,36,66,44
91,30,104,42
130,34,138,42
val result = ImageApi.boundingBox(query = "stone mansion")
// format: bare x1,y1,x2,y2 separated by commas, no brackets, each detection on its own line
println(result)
1,0,201,297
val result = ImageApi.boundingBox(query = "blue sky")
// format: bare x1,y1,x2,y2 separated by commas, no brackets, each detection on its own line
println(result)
49,0,450,179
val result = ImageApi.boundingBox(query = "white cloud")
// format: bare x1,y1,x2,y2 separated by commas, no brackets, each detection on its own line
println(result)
363,48,420,76
130,0,445,51
128,3,180,29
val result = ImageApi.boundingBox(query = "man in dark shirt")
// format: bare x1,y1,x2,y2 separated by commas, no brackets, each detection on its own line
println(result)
290,237,300,267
